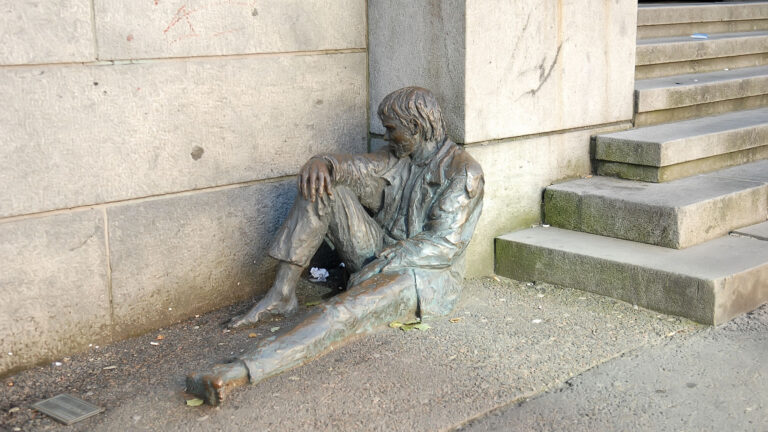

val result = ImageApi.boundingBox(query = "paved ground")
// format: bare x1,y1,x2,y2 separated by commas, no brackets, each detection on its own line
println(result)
2,275,754,432
461,302,768,432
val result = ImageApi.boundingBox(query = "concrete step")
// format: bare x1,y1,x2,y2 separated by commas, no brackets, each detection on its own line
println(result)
638,2,768,39
495,225,768,325
638,18,768,39
544,160,768,249
636,31,768,79
595,107,768,182
634,65,768,126
735,220,768,241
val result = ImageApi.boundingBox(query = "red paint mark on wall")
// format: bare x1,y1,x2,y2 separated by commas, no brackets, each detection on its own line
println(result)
163,1,257,44
126,34,134,41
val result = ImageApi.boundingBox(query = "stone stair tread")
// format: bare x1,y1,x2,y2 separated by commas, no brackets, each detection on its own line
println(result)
549,159,768,209
707,158,768,183
495,225,768,324
637,31,768,65
635,64,768,91
635,65,768,112
544,160,768,249
596,107,768,166
734,221,768,241
638,2,768,26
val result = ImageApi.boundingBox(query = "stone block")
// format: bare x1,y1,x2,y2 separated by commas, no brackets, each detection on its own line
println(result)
462,0,636,142
595,107,768,181
462,123,630,276
636,31,768,66
107,180,294,339
0,210,110,376
544,170,768,249
94,0,365,60
636,53,768,80
496,226,768,324
637,19,768,39
638,2,768,26
596,107,768,167
635,65,768,113
635,94,768,127
0,52,367,218
369,1,636,143
0,0,95,65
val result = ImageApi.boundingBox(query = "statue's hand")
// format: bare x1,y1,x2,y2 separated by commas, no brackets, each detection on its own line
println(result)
348,257,387,287
348,247,405,287
298,158,333,202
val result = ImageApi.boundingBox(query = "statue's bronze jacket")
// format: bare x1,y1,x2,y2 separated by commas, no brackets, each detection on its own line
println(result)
323,138,484,317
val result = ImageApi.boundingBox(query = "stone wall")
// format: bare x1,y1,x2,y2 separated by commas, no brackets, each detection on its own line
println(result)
370,0,638,276
0,0,367,376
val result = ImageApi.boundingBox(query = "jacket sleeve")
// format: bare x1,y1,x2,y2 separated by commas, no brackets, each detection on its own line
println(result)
317,149,393,211
390,168,484,269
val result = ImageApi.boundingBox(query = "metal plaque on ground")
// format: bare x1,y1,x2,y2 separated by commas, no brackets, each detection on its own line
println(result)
32,394,104,425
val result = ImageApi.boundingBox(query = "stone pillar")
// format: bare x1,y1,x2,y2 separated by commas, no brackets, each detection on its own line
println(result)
369,0,638,275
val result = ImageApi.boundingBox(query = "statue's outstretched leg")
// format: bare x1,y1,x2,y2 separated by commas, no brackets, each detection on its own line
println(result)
187,271,417,405
229,186,385,329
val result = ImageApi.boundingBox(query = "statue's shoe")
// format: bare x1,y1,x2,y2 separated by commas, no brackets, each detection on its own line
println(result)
185,361,250,405
185,373,225,406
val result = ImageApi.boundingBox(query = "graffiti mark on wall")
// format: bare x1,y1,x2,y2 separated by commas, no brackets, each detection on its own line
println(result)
163,0,257,44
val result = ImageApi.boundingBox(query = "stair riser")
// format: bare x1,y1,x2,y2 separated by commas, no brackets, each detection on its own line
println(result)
544,185,768,249
638,19,768,39
637,53,768,80
637,35,768,66
496,237,716,323
597,145,768,183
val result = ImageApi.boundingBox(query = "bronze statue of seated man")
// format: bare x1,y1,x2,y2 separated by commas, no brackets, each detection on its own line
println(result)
186,86,484,405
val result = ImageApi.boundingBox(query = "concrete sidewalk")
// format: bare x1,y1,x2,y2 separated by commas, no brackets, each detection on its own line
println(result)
0,277,710,431
463,303,768,432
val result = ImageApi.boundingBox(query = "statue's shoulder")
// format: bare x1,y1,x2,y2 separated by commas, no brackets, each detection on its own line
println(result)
444,141,484,198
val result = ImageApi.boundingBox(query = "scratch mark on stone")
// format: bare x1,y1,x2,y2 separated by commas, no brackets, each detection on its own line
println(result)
70,229,98,252
512,10,532,56
517,41,564,100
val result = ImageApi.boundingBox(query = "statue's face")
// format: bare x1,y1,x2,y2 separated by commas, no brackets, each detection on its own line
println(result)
381,113,420,159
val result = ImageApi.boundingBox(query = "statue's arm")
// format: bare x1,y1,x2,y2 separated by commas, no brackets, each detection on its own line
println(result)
320,148,392,186
297,149,390,203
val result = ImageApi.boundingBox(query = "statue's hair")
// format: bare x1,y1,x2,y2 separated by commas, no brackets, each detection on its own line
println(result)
377,87,446,143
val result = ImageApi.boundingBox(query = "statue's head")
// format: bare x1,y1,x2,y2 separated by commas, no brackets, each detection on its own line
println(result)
377,87,446,158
